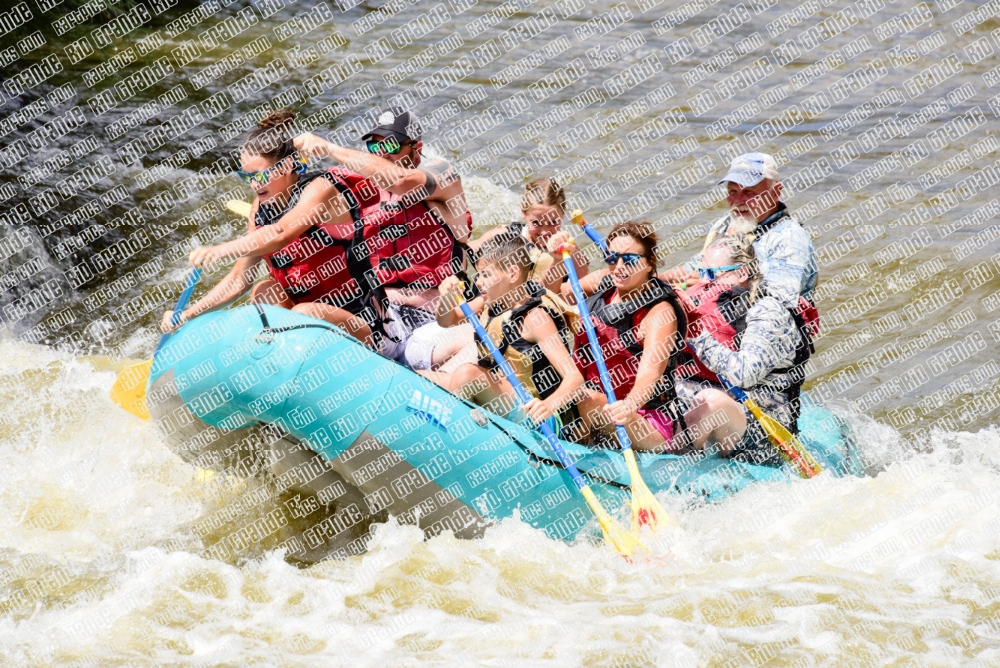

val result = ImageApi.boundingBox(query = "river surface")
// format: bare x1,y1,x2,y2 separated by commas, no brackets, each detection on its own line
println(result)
2,0,1000,664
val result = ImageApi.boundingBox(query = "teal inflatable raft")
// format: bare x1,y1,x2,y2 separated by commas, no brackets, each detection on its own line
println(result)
147,305,864,561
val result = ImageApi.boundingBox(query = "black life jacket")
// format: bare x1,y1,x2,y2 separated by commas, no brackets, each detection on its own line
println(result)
476,281,575,402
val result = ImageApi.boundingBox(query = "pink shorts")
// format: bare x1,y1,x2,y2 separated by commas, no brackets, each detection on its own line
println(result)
637,407,676,445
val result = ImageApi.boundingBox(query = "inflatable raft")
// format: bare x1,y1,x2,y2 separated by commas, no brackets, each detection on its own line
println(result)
147,305,864,562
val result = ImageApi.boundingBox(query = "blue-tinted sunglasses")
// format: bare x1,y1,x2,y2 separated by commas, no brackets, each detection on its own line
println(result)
236,157,307,185
697,264,744,281
605,252,645,267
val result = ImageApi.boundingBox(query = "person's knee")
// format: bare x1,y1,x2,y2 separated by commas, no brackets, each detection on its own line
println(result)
251,281,285,304
451,363,488,394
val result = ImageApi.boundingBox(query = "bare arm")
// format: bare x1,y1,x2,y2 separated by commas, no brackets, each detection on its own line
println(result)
295,133,469,244
187,256,262,318
563,267,609,301
435,275,484,328
522,308,584,421
628,302,678,408
466,224,510,253
539,246,589,294
294,133,461,205
162,215,263,332
189,180,352,268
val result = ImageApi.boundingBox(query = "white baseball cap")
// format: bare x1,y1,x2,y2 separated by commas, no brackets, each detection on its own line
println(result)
719,152,779,187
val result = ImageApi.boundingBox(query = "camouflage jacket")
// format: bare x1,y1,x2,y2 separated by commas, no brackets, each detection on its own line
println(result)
689,205,817,309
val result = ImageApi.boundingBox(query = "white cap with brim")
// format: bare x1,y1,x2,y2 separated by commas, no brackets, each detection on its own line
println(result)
719,152,779,187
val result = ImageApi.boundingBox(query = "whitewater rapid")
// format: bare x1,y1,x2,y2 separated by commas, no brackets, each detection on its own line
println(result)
2,337,998,665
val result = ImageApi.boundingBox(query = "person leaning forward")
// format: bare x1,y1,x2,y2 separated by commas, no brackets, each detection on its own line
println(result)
293,107,475,370
661,152,817,309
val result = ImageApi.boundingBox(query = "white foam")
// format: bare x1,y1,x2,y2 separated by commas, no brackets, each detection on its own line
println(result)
1,339,998,665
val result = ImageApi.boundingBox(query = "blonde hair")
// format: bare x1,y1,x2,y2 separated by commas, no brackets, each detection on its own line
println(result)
705,234,762,302
520,178,566,216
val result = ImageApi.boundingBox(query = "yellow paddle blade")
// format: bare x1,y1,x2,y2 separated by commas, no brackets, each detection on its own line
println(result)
227,200,252,217
580,486,645,558
744,399,822,478
622,449,669,534
109,359,153,420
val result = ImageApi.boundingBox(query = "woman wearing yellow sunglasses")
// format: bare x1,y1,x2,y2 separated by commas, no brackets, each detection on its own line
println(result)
160,110,381,348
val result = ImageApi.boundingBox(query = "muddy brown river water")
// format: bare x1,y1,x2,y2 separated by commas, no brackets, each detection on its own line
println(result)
1,0,1000,664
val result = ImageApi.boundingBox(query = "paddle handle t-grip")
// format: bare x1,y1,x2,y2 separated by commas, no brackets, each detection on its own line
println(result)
455,297,589,492
154,267,203,355
559,244,635,454
571,209,608,256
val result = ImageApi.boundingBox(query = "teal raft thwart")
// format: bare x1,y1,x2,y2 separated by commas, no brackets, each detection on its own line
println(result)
147,305,864,561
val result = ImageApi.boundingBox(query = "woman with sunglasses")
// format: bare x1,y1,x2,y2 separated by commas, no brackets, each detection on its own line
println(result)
161,110,381,347
468,178,589,295
569,221,694,452
678,235,813,463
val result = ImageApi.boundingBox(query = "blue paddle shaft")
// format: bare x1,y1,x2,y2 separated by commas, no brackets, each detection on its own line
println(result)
582,224,609,255
457,300,588,491
715,373,749,403
561,255,635,453
154,268,203,354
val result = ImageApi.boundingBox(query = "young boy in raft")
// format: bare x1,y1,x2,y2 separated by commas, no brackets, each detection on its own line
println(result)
422,234,584,434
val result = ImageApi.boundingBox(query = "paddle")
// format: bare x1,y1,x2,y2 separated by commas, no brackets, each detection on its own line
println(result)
570,210,608,256
563,221,823,478
715,375,823,478
557,241,669,535
451,286,641,557
109,267,202,420
227,200,252,218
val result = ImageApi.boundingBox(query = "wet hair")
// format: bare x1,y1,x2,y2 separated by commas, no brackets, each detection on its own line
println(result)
475,233,533,278
243,109,297,163
705,234,762,301
607,221,659,272
520,178,566,216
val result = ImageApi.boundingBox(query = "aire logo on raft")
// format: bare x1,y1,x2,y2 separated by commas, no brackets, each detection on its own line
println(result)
406,390,452,431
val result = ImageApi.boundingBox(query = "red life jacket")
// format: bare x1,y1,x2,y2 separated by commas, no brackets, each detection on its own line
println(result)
573,276,687,414
255,168,381,315
675,283,817,386
362,187,473,291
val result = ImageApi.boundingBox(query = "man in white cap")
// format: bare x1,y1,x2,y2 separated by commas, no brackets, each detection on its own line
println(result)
662,152,817,308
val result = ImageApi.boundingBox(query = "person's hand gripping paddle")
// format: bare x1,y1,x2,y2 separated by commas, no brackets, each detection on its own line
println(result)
557,240,669,536
109,268,202,420
450,284,642,558
715,375,823,478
